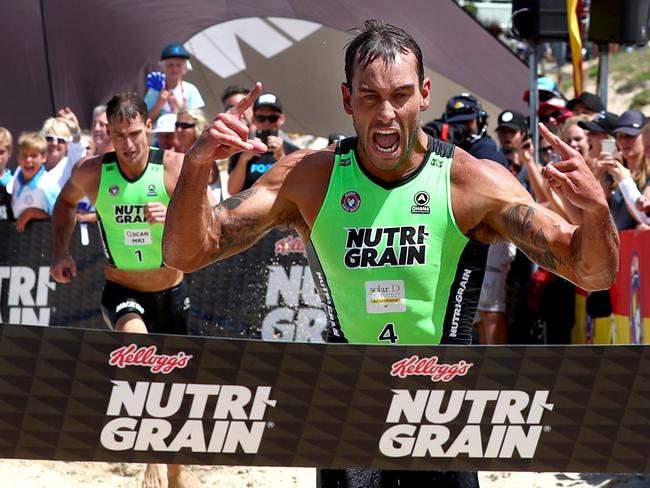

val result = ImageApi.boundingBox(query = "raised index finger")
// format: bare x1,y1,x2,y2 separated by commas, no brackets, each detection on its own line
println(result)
229,82,262,117
538,122,579,161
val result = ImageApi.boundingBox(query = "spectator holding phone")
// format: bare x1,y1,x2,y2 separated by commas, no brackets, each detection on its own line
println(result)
228,92,299,194
600,112,650,229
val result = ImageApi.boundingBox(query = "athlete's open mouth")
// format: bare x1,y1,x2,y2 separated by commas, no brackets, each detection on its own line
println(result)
373,129,400,155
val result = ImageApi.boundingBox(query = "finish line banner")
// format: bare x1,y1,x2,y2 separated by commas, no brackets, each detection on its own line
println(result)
1,324,649,473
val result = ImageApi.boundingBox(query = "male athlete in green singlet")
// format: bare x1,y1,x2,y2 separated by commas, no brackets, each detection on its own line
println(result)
163,20,619,488
50,93,201,488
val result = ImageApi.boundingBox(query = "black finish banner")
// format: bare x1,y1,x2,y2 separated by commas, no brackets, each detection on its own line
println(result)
1,323,649,473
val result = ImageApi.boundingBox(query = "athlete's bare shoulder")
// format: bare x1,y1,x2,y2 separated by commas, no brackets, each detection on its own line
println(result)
450,145,532,242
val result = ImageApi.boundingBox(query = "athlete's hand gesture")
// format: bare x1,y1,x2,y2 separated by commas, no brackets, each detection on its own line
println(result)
187,82,268,164
539,123,608,212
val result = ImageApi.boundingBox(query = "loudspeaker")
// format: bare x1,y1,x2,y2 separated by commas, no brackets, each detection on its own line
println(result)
512,0,569,42
588,0,650,44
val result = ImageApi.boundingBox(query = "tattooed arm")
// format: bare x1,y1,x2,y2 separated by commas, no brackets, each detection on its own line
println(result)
455,126,618,291
163,82,301,272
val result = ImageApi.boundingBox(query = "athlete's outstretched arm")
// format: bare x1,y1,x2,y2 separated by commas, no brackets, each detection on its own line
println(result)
50,161,95,283
163,83,296,272
474,124,618,291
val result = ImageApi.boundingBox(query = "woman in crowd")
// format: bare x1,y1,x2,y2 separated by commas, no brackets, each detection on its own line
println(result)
40,113,85,190
607,110,648,229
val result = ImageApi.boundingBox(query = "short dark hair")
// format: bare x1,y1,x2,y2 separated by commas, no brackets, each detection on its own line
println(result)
221,85,251,106
344,19,424,89
106,92,148,123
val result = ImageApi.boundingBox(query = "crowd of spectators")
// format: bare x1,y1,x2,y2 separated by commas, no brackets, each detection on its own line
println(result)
1,40,648,347
422,75,649,345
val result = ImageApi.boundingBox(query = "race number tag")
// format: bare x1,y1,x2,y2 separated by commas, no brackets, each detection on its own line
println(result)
365,280,406,314
123,229,152,246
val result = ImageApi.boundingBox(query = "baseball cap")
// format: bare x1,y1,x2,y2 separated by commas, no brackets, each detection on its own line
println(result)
496,110,528,132
612,109,646,136
161,43,190,60
538,99,573,124
567,92,605,113
151,113,177,133
523,77,563,103
254,93,283,113
578,111,618,134
444,94,481,123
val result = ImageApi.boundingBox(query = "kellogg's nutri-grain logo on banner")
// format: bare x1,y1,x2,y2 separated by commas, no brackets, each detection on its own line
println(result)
102,344,277,454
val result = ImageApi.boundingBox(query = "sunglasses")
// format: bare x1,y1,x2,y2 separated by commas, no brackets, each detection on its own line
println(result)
175,122,196,130
254,114,280,123
45,134,68,144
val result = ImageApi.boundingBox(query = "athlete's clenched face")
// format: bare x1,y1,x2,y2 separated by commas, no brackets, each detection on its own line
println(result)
342,51,430,180
108,114,152,169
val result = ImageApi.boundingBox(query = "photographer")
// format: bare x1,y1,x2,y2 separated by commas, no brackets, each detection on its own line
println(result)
228,93,299,194
425,93,509,167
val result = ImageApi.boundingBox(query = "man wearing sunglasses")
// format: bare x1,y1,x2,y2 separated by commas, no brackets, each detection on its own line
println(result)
227,92,299,194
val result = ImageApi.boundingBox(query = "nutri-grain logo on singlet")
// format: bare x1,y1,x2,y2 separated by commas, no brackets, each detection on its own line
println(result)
344,225,429,268
341,191,361,212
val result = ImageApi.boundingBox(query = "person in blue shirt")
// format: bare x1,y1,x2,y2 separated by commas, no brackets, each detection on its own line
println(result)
144,42,205,122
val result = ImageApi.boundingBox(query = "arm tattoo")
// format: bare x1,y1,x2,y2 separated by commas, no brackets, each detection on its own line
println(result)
503,205,562,272
221,187,258,211
210,187,265,259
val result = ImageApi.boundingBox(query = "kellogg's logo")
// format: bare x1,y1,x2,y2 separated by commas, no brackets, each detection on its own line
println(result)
390,355,473,382
109,344,192,374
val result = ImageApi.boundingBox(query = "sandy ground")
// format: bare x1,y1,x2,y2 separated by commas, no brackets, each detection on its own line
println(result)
1,460,645,488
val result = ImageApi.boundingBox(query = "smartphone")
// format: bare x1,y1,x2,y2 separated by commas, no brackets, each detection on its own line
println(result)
256,129,278,145
601,139,616,154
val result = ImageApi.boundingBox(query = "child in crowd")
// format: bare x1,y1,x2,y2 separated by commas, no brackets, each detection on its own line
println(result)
0,127,14,220
11,132,60,232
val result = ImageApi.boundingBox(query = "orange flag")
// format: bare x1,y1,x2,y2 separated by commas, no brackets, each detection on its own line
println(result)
567,0,584,95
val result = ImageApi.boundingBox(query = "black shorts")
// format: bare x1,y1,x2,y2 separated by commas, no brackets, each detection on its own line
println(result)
100,280,190,335
318,469,480,488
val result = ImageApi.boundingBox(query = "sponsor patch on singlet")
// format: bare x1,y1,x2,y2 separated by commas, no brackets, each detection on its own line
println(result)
123,229,152,246
365,280,406,314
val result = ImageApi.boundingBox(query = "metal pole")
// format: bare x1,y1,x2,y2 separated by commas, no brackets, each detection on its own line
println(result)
597,44,609,110
529,43,539,160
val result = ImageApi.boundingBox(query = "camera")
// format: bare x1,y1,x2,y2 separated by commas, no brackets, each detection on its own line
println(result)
256,129,278,145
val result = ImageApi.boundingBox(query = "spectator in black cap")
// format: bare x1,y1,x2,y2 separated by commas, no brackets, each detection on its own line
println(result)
578,111,618,161
567,92,605,117
439,93,509,167
228,92,300,194
495,110,528,171
144,42,205,121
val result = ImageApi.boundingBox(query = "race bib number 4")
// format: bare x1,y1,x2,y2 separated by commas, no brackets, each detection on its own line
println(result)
124,229,152,246
365,280,406,314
